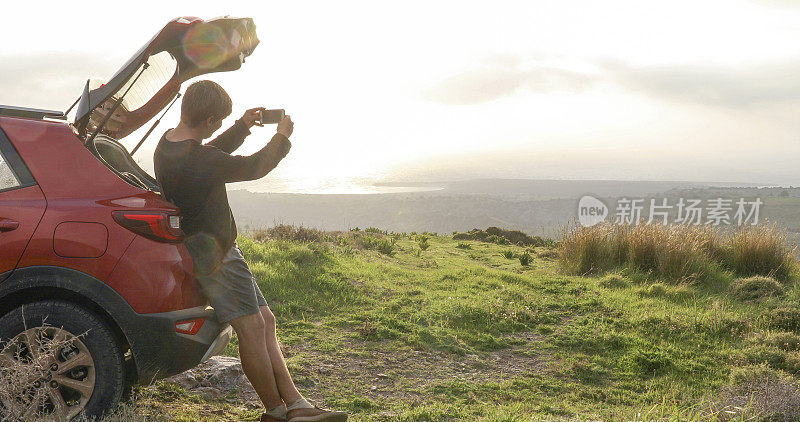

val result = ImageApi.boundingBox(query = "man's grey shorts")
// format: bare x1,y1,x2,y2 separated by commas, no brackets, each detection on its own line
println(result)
195,242,267,324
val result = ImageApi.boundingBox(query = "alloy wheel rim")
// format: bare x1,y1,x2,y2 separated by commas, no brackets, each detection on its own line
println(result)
0,326,96,421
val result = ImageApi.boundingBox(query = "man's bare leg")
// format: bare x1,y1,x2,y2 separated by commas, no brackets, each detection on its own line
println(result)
229,312,284,409
259,305,303,403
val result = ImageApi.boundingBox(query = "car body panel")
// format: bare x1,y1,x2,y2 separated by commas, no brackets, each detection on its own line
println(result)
0,266,224,383
107,235,204,314
0,185,46,281
75,16,259,140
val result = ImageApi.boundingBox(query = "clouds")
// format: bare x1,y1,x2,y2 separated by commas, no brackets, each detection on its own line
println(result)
0,51,117,111
421,60,594,105
605,59,800,108
422,55,800,109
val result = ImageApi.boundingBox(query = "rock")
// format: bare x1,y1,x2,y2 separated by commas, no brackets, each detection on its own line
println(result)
376,373,388,379
164,356,260,406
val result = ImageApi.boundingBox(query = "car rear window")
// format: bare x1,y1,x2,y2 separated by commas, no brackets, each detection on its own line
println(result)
0,128,36,192
0,151,20,190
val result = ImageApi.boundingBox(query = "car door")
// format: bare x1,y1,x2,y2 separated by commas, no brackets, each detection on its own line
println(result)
0,128,46,281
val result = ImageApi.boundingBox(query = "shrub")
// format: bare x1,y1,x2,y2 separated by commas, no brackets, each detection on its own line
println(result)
518,253,532,266
501,250,515,259
730,276,784,301
452,227,554,247
456,242,471,250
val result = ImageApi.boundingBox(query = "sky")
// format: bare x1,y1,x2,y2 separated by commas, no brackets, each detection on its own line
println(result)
1,0,800,193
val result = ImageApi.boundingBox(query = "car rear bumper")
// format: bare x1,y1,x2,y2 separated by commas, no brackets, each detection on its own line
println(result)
124,306,232,383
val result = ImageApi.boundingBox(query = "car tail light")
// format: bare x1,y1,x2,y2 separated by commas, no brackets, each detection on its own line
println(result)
112,211,184,243
175,318,205,335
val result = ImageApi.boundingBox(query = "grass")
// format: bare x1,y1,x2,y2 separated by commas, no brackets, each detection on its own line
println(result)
136,225,800,420
6,224,800,420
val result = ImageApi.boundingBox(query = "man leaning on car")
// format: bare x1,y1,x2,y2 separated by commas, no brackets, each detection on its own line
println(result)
153,80,347,422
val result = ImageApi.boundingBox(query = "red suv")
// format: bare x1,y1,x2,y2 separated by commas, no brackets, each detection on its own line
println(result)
0,17,259,421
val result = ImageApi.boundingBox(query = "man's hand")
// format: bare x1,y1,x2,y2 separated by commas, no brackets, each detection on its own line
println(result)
277,115,293,139
240,107,265,128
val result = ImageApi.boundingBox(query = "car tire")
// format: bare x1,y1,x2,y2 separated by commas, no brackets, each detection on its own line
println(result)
0,300,125,421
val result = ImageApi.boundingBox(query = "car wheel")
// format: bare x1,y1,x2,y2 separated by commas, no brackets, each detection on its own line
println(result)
0,300,125,421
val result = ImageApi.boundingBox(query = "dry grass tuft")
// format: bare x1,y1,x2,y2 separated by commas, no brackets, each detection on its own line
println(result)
559,222,797,283
0,324,82,421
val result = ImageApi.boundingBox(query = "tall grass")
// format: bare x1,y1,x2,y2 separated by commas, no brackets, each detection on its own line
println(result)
559,222,796,282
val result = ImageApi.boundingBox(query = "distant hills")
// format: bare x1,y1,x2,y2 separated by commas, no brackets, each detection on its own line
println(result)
230,178,793,239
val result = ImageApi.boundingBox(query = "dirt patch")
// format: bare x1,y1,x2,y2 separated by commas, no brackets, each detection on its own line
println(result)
163,331,555,409
284,330,555,404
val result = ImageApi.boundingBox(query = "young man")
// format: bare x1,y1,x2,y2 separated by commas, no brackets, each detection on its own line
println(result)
154,80,347,422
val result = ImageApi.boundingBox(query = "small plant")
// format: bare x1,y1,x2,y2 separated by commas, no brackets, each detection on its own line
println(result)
518,252,532,266
456,242,471,249
365,227,387,235
350,227,360,231
362,235,396,255
417,235,430,251
501,250,515,259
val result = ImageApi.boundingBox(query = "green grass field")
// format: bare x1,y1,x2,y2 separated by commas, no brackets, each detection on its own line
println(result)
126,227,800,421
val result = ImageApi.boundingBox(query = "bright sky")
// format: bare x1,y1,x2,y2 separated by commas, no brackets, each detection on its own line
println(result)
2,0,800,192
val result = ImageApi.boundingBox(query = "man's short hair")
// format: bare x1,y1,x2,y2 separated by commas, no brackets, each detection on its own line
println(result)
181,80,232,127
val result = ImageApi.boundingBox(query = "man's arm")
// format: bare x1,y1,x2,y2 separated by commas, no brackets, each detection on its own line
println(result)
205,108,264,153
205,119,250,153
201,134,292,183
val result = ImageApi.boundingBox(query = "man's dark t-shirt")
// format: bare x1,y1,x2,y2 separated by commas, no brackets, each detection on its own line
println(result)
153,120,291,276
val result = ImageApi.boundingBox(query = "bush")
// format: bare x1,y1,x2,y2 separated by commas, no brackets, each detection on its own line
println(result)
456,242,471,250
518,252,532,266
501,250,515,259
452,227,555,247
730,276,784,301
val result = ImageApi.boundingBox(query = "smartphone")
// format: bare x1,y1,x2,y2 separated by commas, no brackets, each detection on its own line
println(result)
259,109,285,124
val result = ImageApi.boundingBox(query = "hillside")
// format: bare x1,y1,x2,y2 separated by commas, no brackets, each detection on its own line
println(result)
123,226,800,421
